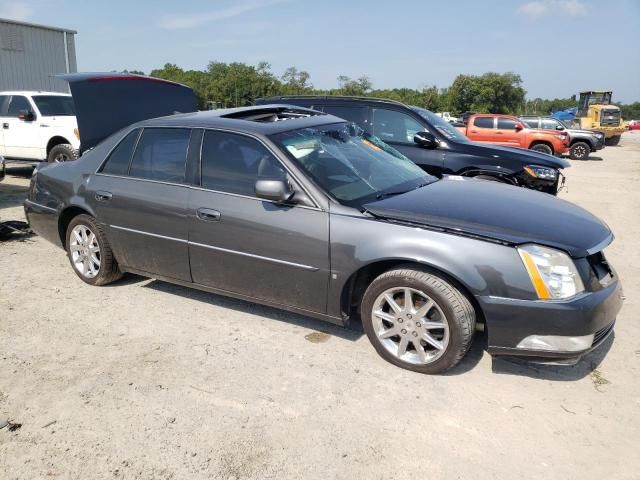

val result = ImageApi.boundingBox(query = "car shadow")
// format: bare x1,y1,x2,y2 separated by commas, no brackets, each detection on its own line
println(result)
490,333,614,381
584,155,604,161
141,278,364,342
0,182,31,210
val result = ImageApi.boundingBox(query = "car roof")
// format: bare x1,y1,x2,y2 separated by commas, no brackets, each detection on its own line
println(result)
0,91,71,96
139,104,347,135
259,95,407,108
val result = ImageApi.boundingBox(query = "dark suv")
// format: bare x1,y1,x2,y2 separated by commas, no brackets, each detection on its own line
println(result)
257,96,569,194
520,116,605,160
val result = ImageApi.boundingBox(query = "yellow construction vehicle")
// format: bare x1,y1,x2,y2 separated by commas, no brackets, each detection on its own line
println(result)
573,91,627,146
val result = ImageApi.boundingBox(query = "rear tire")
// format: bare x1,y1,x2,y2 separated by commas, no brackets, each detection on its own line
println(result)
361,266,476,374
605,135,621,146
47,143,78,163
66,214,122,286
530,143,553,155
569,141,591,160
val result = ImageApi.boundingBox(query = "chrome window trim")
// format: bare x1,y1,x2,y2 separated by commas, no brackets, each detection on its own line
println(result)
109,224,319,272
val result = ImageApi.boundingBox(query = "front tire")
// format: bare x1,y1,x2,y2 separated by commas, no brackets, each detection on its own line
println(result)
605,135,621,146
530,143,553,155
569,141,591,160
361,267,476,374
66,214,122,286
48,143,78,163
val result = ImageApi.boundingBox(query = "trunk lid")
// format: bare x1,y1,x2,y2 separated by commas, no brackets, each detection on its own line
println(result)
58,73,198,152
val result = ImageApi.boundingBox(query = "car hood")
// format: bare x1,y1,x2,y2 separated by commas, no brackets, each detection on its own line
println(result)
58,72,198,152
456,141,570,169
363,178,611,257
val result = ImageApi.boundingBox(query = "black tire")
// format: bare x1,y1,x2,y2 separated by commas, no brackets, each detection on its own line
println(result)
569,141,591,160
530,143,553,155
47,143,78,163
473,174,507,183
361,266,476,374
66,214,122,286
605,135,621,146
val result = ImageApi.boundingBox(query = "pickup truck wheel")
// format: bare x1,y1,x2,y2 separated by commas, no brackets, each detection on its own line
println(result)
569,141,590,160
66,214,122,286
48,144,78,163
530,143,553,155
361,267,475,374
605,135,621,146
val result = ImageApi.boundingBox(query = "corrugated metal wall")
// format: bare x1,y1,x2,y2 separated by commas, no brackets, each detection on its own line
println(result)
0,20,77,93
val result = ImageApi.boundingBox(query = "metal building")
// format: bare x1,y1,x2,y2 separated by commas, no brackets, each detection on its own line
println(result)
0,18,77,93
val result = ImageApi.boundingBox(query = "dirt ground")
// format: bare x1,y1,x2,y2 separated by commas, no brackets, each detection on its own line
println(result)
1,133,639,480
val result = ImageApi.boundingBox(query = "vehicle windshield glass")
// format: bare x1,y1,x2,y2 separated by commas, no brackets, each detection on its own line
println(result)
410,106,469,142
270,122,436,207
32,96,75,116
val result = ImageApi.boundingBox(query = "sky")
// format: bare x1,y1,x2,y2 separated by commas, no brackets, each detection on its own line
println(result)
1,0,639,102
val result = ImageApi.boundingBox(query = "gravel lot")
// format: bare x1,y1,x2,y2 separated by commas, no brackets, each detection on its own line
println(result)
1,133,639,480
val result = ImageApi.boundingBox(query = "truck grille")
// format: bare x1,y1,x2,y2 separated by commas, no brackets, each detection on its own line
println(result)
600,109,620,126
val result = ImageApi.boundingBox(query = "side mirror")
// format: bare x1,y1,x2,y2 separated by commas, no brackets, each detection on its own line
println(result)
18,110,35,121
514,123,523,131
414,131,437,149
255,178,294,203
555,125,564,131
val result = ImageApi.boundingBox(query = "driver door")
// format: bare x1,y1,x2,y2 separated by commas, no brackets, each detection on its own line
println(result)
370,107,444,176
2,95,40,159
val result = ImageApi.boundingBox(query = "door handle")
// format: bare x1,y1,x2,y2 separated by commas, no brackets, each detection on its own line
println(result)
470,130,477,133
2,123,8,129
95,191,112,202
495,131,503,134
196,208,221,222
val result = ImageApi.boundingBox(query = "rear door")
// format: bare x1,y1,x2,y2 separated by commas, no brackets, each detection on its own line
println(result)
468,116,496,143
187,129,330,313
89,127,193,281
0,95,7,156
370,106,444,175
495,117,523,146
2,95,41,159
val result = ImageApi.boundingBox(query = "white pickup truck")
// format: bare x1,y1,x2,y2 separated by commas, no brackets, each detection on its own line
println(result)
0,91,80,163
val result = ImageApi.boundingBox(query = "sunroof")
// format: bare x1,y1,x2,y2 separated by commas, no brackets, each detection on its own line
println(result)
220,106,324,123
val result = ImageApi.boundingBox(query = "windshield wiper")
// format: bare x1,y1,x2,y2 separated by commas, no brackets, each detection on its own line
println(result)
375,182,430,200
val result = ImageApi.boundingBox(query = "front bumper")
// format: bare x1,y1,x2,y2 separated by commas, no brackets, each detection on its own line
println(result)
478,279,623,362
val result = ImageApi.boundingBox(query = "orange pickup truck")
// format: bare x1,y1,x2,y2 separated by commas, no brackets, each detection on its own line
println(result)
458,114,570,155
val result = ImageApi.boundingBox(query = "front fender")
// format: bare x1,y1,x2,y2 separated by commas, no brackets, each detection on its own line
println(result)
327,213,537,318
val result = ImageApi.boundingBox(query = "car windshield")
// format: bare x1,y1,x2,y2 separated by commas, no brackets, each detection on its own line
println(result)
32,95,75,116
410,106,469,143
270,122,435,207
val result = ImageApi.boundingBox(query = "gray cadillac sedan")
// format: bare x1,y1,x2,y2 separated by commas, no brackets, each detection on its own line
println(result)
24,74,623,374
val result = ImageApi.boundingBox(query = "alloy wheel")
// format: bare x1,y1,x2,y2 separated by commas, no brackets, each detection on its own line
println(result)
69,224,101,278
372,287,450,365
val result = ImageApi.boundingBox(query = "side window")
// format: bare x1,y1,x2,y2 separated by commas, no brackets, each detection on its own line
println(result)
7,96,32,117
372,108,423,143
201,130,286,196
497,118,518,130
100,129,140,175
0,95,8,115
322,105,367,127
542,119,562,130
521,118,539,128
129,128,191,183
473,117,495,129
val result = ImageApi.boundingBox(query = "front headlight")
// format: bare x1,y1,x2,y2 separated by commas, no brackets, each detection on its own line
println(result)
524,165,558,181
518,244,585,300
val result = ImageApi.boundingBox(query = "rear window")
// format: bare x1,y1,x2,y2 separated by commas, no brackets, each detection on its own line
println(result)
473,117,494,128
521,118,539,128
100,129,140,175
129,128,191,183
497,118,518,129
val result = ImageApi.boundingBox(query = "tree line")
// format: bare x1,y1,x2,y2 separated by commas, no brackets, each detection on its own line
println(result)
127,62,639,119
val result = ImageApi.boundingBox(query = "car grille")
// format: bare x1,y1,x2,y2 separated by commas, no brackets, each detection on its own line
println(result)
593,321,615,346
587,250,615,287
600,109,620,126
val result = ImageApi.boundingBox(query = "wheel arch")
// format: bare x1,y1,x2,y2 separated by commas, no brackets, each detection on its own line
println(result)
46,136,72,154
58,205,93,248
529,140,554,153
340,258,485,327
